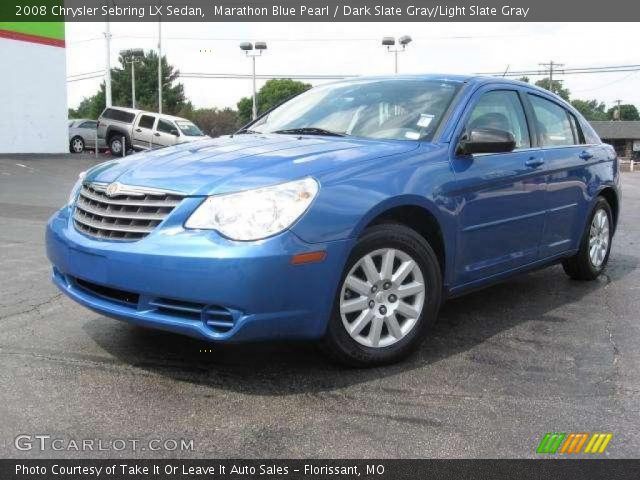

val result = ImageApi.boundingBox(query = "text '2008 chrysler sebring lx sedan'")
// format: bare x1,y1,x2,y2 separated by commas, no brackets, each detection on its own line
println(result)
47,75,620,366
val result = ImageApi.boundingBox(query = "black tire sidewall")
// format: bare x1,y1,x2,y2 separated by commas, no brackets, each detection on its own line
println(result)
70,136,84,153
109,137,123,155
324,224,442,366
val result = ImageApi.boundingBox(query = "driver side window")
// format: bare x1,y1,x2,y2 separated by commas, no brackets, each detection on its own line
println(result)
467,90,531,149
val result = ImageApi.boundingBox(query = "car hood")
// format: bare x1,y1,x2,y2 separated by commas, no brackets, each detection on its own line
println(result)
86,134,419,196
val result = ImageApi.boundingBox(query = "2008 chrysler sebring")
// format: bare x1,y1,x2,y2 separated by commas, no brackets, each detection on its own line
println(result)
47,75,620,366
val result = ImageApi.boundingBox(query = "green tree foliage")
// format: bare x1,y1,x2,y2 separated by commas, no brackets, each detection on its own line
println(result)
570,99,608,121
607,104,640,121
534,77,570,101
188,108,241,137
237,79,311,124
70,51,191,119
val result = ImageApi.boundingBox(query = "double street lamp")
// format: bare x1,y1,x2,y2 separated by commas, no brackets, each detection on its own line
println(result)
239,41,267,120
120,48,144,109
382,35,412,74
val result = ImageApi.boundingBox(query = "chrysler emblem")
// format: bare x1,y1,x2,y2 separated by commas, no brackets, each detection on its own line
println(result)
105,182,122,197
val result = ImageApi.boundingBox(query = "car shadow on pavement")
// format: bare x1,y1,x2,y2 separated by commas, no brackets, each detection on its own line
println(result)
85,254,638,395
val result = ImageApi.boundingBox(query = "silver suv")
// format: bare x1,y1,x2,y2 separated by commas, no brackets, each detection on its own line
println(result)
97,107,208,155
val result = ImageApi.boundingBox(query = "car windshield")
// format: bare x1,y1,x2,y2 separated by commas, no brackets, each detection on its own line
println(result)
250,79,460,141
176,121,204,136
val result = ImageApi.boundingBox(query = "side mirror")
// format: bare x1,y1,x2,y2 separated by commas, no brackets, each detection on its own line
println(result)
170,129,180,136
457,128,516,155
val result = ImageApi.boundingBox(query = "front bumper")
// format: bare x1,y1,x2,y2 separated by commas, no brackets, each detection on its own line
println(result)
46,206,352,342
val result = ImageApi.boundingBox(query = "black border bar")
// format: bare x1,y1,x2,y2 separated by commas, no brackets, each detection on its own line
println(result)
3,459,640,480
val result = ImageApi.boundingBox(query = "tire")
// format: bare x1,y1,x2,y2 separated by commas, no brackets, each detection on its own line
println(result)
320,223,442,367
109,136,126,156
562,197,613,281
69,136,84,154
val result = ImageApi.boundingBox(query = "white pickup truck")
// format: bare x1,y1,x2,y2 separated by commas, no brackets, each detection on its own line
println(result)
97,106,208,156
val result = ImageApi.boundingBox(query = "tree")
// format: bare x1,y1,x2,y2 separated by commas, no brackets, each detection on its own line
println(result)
237,79,311,124
570,99,608,121
188,108,241,137
71,51,191,119
534,77,570,101
518,76,530,83
607,104,640,121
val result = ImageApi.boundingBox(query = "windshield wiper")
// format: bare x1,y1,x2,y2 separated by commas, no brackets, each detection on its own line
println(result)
273,127,346,137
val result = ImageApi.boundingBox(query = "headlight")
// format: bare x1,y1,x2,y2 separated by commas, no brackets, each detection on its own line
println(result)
67,171,86,206
185,177,319,241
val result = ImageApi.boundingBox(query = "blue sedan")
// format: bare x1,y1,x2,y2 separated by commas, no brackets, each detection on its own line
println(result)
46,75,620,366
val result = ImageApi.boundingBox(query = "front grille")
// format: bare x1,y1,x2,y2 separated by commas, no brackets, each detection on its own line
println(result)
73,183,184,241
75,278,139,306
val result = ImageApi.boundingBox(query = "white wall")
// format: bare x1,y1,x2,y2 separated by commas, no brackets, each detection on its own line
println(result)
0,38,68,153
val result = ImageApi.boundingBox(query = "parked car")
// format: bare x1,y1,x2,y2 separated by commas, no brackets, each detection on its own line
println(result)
68,119,105,153
47,75,620,366
97,107,208,155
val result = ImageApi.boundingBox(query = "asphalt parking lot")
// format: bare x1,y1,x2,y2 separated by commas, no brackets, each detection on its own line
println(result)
1,154,639,459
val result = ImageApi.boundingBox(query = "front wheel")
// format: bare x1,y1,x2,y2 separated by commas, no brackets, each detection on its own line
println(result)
562,197,613,281
320,224,442,367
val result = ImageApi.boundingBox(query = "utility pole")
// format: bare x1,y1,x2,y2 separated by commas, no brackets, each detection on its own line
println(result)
104,20,112,107
157,17,163,113
614,99,622,120
539,60,564,94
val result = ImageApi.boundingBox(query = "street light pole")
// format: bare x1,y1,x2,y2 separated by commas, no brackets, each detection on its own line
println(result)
104,20,112,107
252,55,257,120
131,61,136,108
240,41,267,120
382,36,412,74
157,20,162,113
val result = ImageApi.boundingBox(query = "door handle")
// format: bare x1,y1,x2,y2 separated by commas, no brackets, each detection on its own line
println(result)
135,128,142,132
579,151,593,161
154,132,160,137
525,158,545,168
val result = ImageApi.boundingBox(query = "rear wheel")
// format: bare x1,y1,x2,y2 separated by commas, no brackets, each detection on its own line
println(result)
70,136,84,153
320,223,442,367
109,136,125,156
562,197,613,281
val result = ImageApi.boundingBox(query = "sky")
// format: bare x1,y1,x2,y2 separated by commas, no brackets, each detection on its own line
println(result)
66,22,640,111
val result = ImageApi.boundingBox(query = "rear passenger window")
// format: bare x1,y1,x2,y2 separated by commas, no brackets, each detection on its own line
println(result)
102,108,135,124
528,95,575,147
138,115,156,129
567,113,585,144
466,90,530,149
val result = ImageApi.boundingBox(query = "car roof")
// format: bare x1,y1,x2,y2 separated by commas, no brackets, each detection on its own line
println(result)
105,106,192,123
335,73,553,93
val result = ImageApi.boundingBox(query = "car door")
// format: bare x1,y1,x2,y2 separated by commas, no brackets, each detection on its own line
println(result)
154,119,180,148
449,87,547,286
132,114,156,149
78,120,97,148
525,93,600,257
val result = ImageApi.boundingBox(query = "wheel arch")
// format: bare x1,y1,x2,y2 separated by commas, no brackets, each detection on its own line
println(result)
353,196,449,282
597,186,619,232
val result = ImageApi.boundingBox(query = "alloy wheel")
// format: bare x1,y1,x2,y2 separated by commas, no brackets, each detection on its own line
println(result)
339,248,426,348
110,139,122,154
72,138,84,153
589,208,610,268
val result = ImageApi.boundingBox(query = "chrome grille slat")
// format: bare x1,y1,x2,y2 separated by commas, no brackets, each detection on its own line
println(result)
79,188,182,207
76,197,168,220
73,183,184,241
